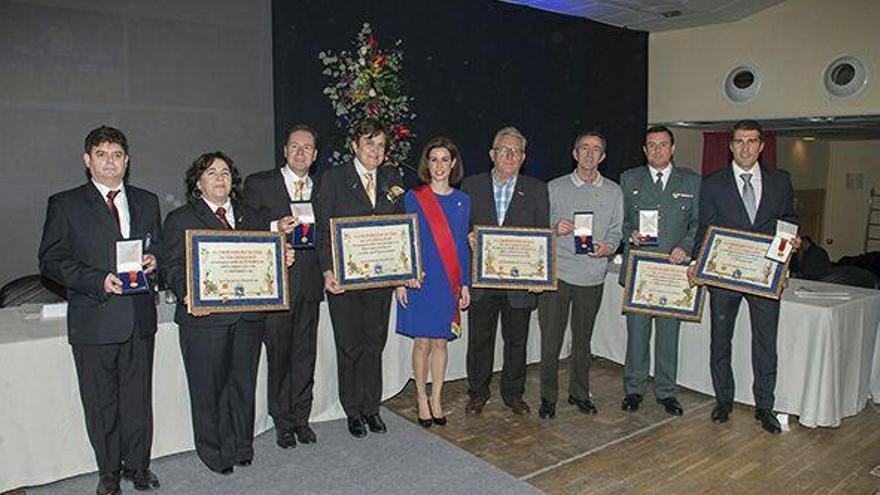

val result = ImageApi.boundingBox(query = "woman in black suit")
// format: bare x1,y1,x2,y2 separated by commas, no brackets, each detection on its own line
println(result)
162,151,285,474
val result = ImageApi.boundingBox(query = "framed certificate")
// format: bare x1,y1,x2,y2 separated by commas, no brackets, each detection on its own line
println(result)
472,226,557,291
622,250,705,322
694,225,788,299
185,229,289,315
330,214,421,290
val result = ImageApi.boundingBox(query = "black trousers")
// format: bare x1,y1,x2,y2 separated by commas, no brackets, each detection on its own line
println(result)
537,281,604,403
327,288,391,418
466,293,532,403
709,287,780,409
71,334,155,476
179,319,263,471
263,294,319,430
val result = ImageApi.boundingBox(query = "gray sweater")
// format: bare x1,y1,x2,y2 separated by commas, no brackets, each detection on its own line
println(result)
547,171,623,286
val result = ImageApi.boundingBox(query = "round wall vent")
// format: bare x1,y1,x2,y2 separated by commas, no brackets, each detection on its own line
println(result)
823,56,868,98
723,65,760,103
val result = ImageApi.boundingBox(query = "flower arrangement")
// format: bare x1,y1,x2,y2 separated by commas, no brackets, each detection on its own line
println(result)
318,23,416,168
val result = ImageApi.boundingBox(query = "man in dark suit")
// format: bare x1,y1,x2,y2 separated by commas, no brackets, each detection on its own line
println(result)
461,126,549,416
619,126,700,416
315,118,405,438
38,126,162,495
694,120,798,434
242,124,324,449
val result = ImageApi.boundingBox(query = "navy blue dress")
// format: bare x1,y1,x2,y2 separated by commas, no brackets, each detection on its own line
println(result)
396,188,471,340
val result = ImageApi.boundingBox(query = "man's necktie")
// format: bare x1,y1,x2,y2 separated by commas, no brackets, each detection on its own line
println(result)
215,206,233,230
363,173,376,207
741,173,757,223
294,181,304,201
106,190,121,231
654,171,663,190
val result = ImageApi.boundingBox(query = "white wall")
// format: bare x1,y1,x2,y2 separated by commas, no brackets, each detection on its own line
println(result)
0,0,275,284
823,140,880,259
649,0,880,123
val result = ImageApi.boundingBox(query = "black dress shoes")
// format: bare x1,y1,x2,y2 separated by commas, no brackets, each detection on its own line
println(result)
505,398,531,416
430,404,447,426
122,468,160,491
711,401,732,423
621,394,642,412
755,408,782,434
657,397,684,416
568,396,598,415
276,428,297,449
465,396,487,415
209,465,234,476
538,399,556,419
365,413,388,433
96,474,121,495
294,425,318,444
347,416,368,438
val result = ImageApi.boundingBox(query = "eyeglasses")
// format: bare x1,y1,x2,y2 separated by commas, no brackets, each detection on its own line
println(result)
493,146,524,157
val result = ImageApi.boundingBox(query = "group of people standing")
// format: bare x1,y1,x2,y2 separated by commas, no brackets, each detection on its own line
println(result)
37,117,796,495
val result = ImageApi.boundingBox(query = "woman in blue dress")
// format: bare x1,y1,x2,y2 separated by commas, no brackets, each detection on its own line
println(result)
395,136,471,428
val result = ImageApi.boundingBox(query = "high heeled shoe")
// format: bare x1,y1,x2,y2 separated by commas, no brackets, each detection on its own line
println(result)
429,403,447,426
417,416,433,428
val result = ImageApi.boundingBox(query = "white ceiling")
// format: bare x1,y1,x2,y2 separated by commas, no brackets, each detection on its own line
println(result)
500,0,787,31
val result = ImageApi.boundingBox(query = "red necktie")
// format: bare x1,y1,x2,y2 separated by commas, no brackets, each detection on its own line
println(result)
215,206,233,230
106,190,121,231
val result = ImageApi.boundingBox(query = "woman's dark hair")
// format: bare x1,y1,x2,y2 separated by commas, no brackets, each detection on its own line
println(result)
185,151,242,203
417,136,464,185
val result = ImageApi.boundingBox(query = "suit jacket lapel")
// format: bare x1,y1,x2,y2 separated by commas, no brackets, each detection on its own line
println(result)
345,162,373,210
506,175,526,223
125,186,142,239
723,167,753,226
84,183,122,238
272,168,293,208
753,165,774,227
194,199,229,230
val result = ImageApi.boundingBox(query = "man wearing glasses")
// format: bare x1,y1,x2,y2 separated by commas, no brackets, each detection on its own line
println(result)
619,125,700,417
461,126,549,416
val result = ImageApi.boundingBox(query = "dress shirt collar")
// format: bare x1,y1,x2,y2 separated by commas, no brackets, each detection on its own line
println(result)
281,165,312,187
354,158,375,179
91,180,126,200
648,163,673,188
491,168,517,187
732,161,762,182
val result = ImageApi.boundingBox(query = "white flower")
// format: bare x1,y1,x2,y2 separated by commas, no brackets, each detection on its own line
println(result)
368,89,376,97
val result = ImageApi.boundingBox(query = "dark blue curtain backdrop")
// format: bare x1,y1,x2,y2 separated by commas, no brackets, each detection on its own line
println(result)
272,0,647,185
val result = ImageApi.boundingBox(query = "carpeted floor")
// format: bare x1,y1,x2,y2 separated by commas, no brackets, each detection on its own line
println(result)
28,408,542,495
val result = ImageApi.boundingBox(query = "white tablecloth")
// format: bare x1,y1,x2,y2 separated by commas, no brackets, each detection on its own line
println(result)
2,274,879,492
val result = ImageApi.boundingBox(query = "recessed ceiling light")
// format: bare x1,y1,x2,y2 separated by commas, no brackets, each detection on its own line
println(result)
802,137,816,141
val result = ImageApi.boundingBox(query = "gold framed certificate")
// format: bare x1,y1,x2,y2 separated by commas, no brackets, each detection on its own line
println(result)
694,225,788,299
622,250,705,322
185,229,289,315
471,226,557,291
329,214,422,290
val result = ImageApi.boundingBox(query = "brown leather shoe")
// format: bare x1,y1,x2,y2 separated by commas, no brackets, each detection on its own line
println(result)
465,396,487,415
505,398,531,416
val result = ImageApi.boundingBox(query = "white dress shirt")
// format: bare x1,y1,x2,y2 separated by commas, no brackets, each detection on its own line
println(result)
732,161,763,209
648,163,672,190
92,180,131,238
281,166,313,201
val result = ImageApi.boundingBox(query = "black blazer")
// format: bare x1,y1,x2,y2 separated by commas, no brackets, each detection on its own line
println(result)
460,171,549,309
161,199,269,328
242,168,324,302
695,165,798,258
315,162,405,274
38,182,163,345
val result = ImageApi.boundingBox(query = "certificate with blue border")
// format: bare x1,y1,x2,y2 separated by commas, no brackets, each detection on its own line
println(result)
185,229,289,315
330,214,421,290
694,225,788,299
622,250,705,322
471,226,557,291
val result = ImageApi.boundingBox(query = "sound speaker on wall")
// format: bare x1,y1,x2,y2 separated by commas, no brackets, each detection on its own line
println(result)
723,64,761,103
823,55,868,98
